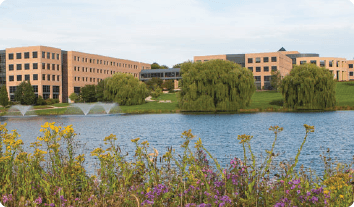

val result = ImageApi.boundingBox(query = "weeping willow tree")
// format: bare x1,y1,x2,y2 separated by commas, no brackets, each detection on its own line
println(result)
104,73,149,106
280,63,336,109
179,60,255,112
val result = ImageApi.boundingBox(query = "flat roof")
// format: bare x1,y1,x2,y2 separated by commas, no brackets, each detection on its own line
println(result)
140,68,180,73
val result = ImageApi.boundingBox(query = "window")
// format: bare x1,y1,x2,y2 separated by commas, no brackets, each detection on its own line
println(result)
256,67,261,72
52,53,55,59
25,74,30,81
24,52,30,59
350,72,353,76
57,75,59,81
9,86,17,93
16,53,22,59
57,54,59,60
74,87,80,94
78,77,80,81
17,64,22,70
52,75,55,81
271,66,277,71
42,63,45,69
47,75,50,81
271,57,277,62
9,76,14,81
78,57,80,61
42,74,45,80
264,66,269,72
17,75,22,81
248,58,253,63
248,67,253,72
74,77,77,81
300,61,307,65
32,85,38,93
256,57,261,63
47,52,50,59
349,64,353,69
42,51,45,58
310,60,317,65
336,61,339,67
74,66,77,71
90,78,92,82
8,53,13,60
329,61,333,67
53,86,60,93
43,94,50,100
263,57,269,62
74,56,76,61
90,68,92,72
9,64,14,71
52,64,55,70
264,76,271,81
254,76,261,81
33,63,38,69
32,51,38,58
33,74,38,80
47,63,50,70
90,59,92,63
320,60,326,67
85,58,87,62
77,67,80,71
43,85,50,92
25,63,30,70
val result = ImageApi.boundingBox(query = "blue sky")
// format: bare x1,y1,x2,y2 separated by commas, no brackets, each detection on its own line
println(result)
0,0,354,67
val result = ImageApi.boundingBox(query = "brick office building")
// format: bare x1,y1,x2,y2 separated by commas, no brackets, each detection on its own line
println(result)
194,48,352,89
1,46,151,102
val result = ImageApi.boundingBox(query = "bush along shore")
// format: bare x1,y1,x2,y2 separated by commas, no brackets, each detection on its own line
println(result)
1,122,354,206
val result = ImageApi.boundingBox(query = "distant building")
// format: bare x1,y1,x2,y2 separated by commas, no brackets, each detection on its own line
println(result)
140,68,181,89
2,46,151,102
194,48,353,89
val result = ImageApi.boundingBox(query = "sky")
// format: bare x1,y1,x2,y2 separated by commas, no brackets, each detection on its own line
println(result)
0,0,354,67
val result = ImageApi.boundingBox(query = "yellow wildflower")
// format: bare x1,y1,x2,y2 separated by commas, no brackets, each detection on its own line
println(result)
91,148,105,156
131,137,140,143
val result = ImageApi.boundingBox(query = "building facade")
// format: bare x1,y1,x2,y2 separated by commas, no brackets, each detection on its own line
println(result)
194,48,352,89
2,46,151,103
140,68,181,89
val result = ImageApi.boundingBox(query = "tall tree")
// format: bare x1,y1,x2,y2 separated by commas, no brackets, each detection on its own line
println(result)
151,62,169,69
14,81,36,105
96,80,108,102
145,77,163,90
271,71,282,91
0,85,9,107
280,63,336,109
80,85,97,103
179,60,255,112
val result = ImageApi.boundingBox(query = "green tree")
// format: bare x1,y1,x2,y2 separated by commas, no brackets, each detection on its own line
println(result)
162,80,175,92
280,63,336,109
14,81,36,105
145,77,163,90
80,85,97,103
96,80,108,102
104,73,148,106
151,62,169,69
69,93,80,103
271,71,282,91
179,60,255,112
172,63,182,68
151,87,162,99
0,85,9,107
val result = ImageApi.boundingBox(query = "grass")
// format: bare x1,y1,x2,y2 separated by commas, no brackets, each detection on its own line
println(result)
247,91,283,109
335,81,354,106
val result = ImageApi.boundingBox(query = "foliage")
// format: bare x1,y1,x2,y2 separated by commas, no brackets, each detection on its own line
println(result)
280,63,336,109
80,85,97,103
271,70,282,91
14,81,36,105
2,122,354,206
145,77,163,90
173,63,182,68
95,80,108,102
162,80,175,92
151,87,162,99
151,62,168,69
36,95,46,105
69,93,80,103
104,73,148,106
0,85,9,107
179,60,256,111
45,98,59,105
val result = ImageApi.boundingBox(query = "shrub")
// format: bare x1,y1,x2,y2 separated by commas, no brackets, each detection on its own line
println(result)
281,64,336,109
0,85,9,107
81,85,97,103
14,81,36,105
69,93,80,103
162,80,175,92
45,98,59,105
179,60,255,111
151,87,162,99
36,95,46,105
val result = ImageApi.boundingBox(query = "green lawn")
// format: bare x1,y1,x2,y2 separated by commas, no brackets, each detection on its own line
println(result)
335,81,354,106
247,91,283,109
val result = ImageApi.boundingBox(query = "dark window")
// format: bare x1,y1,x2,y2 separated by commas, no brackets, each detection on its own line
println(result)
52,75,55,81
42,52,45,58
33,63,38,69
74,87,80,94
9,64,14,71
42,74,45,80
17,64,22,70
254,76,261,81
16,53,22,59
256,67,261,72
52,53,55,59
32,85,38,93
74,56,76,61
349,64,353,69
25,74,30,81
52,64,55,71
271,66,277,71
255,57,261,63
42,63,45,69
310,60,317,65
329,61,333,67
17,75,22,81
43,94,50,100
43,85,50,93
9,86,17,93
9,76,14,81
320,60,326,67
57,75,59,81
47,75,50,81
33,74,38,80
74,66,76,71
350,72,353,76
57,54,59,60
53,86,60,93
248,67,253,72
264,66,269,72
24,52,30,59
271,57,277,62
47,63,50,70
47,52,50,59
264,76,271,81
248,58,253,63
300,61,307,65
32,51,38,58
337,61,339,67
53,94,59,99
57,65,59,71
25,63,30,70
263,57,269,62
8,53,13,60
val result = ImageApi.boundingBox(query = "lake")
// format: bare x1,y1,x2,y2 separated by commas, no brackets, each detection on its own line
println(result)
1,111,353,175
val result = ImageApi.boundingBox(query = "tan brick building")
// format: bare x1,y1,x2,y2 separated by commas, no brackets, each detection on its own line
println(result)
2,46,151,103
194,48,353,89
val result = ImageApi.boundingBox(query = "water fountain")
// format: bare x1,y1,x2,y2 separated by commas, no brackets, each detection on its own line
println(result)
70,102,120,115
8,105,33,116
97,102,117,114
71,103,96,115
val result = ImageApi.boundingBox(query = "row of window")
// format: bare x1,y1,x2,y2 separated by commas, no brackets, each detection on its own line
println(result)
74,66,116,75
74,77,102,83
9,85,59,100
248,57,277,64
248,66,277,72
8,51,60,60
8,63,60,71
9,74,60,82
140,72,181,79
300,60,340,67
254,76,271,82
73,56,141,69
